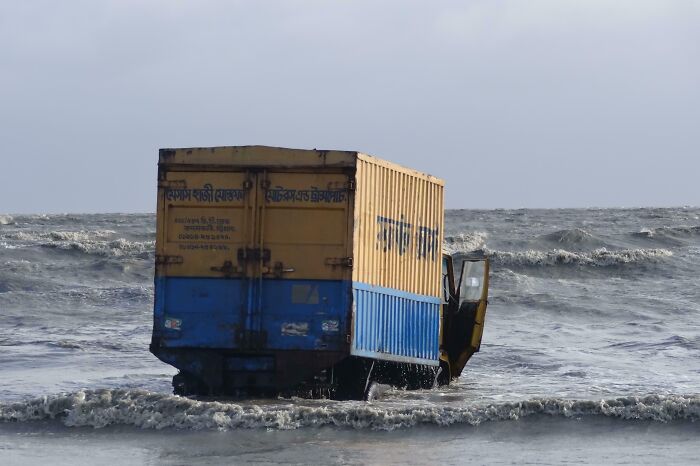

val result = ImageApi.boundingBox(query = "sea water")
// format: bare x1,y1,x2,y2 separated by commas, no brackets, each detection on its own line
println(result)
1,209,698,464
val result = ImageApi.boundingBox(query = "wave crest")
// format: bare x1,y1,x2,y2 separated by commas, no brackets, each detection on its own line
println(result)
1,230,117,242
0,229,154,257
443,232,488,253
633,226,700,239
487,247,672,267
1,390,697,431
540,228,597,245
42,238,155,258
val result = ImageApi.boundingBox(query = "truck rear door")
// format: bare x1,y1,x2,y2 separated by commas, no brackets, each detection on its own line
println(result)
156,170,253,348
253,171,352,351
155,169,353,351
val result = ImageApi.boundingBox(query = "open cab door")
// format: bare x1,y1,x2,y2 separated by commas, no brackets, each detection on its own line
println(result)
440,256,490,381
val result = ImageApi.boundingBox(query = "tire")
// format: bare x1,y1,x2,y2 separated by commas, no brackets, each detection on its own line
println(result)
172,371,208,396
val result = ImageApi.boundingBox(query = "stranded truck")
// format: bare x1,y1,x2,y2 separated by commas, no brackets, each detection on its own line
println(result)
150,146,489,399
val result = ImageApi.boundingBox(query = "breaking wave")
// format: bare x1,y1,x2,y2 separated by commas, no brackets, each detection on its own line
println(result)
42,238,155,258
632,226,700,239
0,215,14,225
0,230,154,258
1,390,697,431
443,232,488,253
486,247,673,267
539,228,606,247
1,230,117,242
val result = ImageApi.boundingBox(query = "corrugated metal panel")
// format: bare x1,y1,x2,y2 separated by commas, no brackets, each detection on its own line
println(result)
351,282,441,365
351,154,444,298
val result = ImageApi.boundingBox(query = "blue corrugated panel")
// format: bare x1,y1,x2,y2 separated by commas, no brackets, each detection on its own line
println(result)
351,282,441,366
154,277,350,351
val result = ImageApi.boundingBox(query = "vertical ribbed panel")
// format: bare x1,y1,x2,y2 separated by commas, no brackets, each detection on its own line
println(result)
352,154,444,299
351,282,440,366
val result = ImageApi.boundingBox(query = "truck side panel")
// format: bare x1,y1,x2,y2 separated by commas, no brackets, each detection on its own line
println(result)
350,155,445,366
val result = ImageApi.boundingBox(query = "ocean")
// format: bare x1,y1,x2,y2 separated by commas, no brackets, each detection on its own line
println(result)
1,208,698,465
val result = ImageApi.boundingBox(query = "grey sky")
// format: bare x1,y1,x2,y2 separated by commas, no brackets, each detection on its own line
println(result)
1,0,698,212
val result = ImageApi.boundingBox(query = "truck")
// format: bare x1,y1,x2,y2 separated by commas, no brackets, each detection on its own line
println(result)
150,146,489,399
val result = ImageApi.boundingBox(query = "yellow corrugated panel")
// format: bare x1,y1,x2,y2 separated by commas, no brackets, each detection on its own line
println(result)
351,154,444,298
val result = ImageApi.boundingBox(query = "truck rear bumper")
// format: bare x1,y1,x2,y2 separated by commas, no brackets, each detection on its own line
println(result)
150,345,347,395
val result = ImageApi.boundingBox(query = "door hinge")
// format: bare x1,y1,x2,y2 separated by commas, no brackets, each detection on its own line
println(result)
325,257,353,268
155,255,183,265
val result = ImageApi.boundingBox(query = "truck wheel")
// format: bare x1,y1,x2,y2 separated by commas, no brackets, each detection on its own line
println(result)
172,371,208,396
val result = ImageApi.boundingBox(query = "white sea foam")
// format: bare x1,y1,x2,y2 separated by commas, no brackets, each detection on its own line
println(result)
0,215,13,225
486,247,673,267
636,227,656,238
49,230,116,241
1,230,117,242
443,232,488,253
38,238,154,257
0,230,154,258
633,225,700,239
1,390,698,431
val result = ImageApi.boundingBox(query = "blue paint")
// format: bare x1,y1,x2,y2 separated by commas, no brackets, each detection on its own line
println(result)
258,279,349,350
351,281,441,366
153,277,442,367
154,276,243,348
153,277,349,351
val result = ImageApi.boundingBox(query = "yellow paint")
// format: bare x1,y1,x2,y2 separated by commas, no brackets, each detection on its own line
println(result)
469,259,490,350
450,259,491,378
159,146,357,168
157,168,351,281
156,146,445,299
352,155,444,298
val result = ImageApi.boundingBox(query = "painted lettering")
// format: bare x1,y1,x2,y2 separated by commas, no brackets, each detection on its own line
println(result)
376,215,439,261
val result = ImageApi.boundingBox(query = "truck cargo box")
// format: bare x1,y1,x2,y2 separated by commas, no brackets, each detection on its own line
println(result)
151,146,450,396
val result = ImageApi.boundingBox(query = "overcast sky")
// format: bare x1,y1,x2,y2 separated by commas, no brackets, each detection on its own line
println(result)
1,1,698,212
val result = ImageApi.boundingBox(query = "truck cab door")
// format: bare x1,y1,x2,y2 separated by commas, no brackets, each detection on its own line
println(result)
442,257,490,379
457,259,489,352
